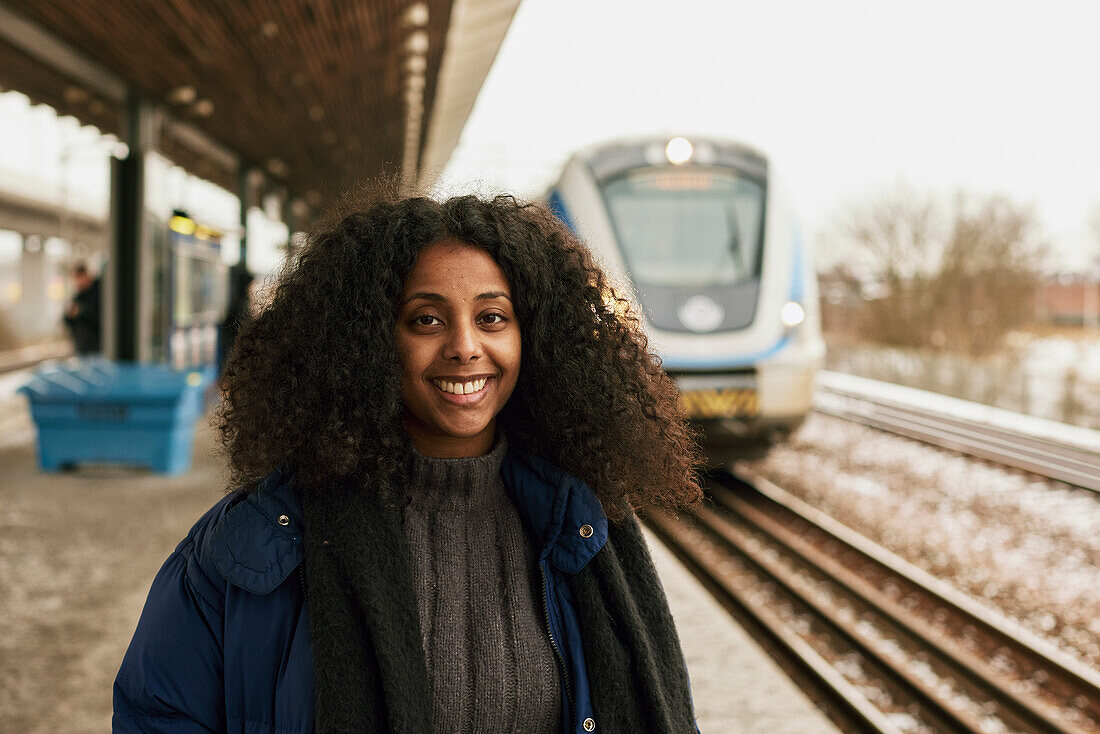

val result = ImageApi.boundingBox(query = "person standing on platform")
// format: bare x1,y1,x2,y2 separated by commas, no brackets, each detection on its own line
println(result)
63,263,101,355
113,192,704,734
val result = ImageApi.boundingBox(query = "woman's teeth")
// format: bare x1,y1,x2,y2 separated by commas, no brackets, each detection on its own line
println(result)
433,377,488,395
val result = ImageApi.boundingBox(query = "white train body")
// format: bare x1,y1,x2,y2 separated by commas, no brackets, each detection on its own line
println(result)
545,136,825,436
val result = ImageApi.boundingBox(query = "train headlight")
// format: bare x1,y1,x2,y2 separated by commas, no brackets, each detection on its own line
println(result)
780,301,805,329
665,137,693,165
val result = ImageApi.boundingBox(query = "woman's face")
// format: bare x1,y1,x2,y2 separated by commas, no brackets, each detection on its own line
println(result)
396,239,521,457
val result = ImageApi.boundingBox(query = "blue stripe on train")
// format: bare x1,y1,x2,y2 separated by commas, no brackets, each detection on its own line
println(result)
660,333,792,371
546,189,577,234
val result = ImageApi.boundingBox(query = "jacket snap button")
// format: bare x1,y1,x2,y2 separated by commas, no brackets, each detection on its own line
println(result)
579,524,593,539
277,514,290,526
583,718,595,731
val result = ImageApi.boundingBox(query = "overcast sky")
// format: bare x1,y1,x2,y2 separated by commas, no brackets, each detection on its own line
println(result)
437,0,1100,271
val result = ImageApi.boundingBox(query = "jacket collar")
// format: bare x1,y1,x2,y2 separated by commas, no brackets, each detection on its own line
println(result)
209,452,609,594
206,464,304,595
500,449,609,574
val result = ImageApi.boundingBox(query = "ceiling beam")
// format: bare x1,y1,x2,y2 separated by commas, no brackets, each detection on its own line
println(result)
0,2,126,104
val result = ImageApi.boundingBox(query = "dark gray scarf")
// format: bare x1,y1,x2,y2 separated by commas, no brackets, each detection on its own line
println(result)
300,477,697,734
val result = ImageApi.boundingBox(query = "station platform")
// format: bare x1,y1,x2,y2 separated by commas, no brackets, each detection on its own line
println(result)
0,381,838,733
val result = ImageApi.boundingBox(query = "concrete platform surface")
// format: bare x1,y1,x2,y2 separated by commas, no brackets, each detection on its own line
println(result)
0,405,837,733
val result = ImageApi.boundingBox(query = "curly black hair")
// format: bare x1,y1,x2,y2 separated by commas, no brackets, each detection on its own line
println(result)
215,191,703,520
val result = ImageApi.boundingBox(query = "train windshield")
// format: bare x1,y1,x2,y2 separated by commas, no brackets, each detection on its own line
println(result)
601,167,765,288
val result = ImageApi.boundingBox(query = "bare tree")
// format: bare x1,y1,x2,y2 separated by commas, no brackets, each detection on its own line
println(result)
831,185,1047,355
832,184,943,347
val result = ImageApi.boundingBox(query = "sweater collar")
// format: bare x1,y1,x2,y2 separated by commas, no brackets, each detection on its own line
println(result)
210,451,609,593
406,434,509,514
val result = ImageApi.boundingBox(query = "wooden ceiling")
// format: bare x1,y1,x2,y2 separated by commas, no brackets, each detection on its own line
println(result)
0,0,508,209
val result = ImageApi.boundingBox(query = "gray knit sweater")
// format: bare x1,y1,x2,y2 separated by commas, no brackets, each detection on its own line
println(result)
402,436,562,733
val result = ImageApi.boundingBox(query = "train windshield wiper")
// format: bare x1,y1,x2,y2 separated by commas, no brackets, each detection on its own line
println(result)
703,207,743,287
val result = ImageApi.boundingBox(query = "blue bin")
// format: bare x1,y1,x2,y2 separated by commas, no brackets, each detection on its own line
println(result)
18,359,215,475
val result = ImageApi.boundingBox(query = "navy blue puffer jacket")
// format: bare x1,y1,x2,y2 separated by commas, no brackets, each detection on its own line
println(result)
113,450,611,734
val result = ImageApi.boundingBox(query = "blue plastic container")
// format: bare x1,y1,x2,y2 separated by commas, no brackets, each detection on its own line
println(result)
18,359,215,475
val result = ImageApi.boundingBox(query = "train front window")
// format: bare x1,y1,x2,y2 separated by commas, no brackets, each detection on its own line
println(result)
601,167,765,288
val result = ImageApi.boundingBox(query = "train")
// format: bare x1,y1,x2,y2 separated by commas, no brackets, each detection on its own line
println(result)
0,207,228,371
543,135,825,441
159,210,229,370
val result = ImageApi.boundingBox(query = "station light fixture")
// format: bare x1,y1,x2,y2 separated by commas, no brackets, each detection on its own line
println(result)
169,212,196,236
63,85,90,104
191,99,214,117
194,224,220,242
291,199,310,220
166,85,197,105
406,30,429,55
404,2,430,27
665,137,693,165
266,158,288,178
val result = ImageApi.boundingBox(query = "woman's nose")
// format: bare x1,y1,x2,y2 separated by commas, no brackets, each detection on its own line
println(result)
442,322,481,362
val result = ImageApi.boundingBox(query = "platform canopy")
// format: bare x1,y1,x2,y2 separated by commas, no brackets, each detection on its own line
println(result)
0,0,519,210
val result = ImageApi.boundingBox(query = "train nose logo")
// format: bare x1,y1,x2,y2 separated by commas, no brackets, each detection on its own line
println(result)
678,295,724,332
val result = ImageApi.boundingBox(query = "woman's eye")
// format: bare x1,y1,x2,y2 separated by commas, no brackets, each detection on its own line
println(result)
481,313,506,325
414,314,441,326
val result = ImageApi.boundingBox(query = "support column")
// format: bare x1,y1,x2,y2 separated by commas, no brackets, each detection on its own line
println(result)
287,198,310,257
281,193,296,248
221,166,259,366
19,237,47,341
105,94,157,361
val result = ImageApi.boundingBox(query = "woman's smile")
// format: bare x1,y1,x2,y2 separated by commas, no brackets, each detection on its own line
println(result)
430,375,493,401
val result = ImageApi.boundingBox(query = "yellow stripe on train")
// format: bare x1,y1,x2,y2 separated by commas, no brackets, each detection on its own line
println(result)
678,388,760,419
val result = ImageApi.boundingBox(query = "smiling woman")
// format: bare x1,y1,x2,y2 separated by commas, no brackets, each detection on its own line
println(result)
112,191,705,734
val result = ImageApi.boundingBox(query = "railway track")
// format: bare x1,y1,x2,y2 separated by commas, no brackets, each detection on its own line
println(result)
645,470,1100,734
814,371,1100,494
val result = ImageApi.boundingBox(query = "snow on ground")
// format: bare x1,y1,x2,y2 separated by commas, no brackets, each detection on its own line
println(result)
826,331,1100,429
739,412,1100,670
1015,333,1100,381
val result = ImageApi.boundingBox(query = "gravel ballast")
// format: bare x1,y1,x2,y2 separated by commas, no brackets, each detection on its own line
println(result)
738,413,1100,671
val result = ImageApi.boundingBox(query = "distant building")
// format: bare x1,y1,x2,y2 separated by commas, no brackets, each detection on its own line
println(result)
1036,273,1100,327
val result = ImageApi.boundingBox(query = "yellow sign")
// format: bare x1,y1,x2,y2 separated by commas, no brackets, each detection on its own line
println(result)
679,388,759,419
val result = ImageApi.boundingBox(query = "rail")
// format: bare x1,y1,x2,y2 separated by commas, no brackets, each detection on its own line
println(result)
814,371,1100,493
644,470,1100,734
